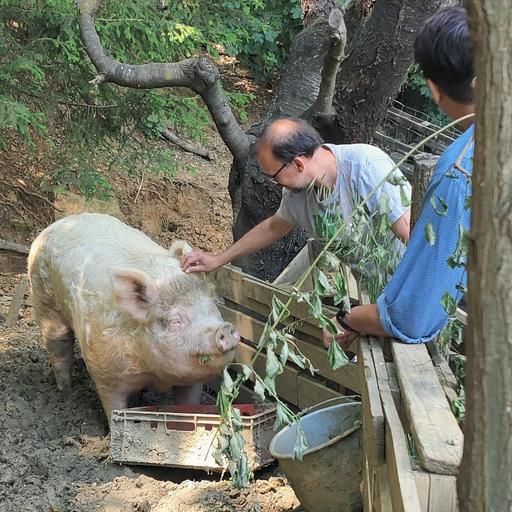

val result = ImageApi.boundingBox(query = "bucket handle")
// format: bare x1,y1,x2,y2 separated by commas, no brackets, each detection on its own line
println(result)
298,395,360,418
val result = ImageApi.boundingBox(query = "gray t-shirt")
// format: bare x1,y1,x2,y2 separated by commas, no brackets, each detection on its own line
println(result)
275,143,411,256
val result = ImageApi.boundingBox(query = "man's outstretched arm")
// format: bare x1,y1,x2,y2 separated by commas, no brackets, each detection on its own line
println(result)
181,215,293,273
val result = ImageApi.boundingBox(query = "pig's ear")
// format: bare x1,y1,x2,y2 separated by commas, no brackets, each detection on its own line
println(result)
112,268,160,323
168,240,193,259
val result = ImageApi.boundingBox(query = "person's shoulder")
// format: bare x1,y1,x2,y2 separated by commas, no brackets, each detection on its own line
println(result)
332,143,392,164
434,125,475,180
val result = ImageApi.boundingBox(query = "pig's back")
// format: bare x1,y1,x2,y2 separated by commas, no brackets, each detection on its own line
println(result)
29,213,179,320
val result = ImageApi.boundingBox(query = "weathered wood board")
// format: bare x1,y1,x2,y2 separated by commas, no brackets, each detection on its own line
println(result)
392,342,463,475
5,274,30,327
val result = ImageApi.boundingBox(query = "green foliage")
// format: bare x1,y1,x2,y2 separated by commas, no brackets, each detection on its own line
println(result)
406,64,449,126
0,95,47,147
0,0,294,196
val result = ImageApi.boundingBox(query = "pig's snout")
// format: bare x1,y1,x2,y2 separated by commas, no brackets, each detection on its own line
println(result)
215,323,240,353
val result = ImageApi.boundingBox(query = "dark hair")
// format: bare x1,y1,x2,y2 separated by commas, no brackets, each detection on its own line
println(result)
414,7,474,104
255,118,323,163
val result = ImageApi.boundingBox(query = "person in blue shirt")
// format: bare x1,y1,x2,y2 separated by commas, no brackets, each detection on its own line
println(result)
323,6,475,349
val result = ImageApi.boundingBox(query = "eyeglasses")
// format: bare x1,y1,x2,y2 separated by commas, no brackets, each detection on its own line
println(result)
265,154,303,185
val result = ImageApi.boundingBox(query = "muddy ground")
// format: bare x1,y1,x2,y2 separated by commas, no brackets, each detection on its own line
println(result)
0,269,300,512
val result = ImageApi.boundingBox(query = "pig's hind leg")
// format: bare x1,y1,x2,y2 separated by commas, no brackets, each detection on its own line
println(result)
38,308,75,391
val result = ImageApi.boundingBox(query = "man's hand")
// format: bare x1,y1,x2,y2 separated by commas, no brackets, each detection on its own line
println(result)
181,250,222,273
322,316,359,352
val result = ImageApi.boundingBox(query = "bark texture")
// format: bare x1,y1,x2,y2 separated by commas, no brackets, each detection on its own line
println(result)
331,0,458,144
459,2,512,510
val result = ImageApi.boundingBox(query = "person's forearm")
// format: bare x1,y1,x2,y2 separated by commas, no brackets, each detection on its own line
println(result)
344,304,389,337
391,208,411,243
217,216,292,266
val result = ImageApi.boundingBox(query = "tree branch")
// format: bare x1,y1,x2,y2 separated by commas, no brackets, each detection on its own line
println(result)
0,239,30,255
301,0,337,26
305,8,347,122
76,0,250,164
160,128,212,160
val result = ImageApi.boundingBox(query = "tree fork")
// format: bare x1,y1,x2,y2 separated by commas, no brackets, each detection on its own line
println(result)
76,0,250,164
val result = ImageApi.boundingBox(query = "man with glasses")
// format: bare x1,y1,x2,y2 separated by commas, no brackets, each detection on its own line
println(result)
181,117,411,274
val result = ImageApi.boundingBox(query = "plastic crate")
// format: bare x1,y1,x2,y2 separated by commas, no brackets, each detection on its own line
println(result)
110,402,277,472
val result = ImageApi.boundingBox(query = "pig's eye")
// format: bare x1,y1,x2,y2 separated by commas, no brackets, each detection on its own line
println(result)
158,318,168,328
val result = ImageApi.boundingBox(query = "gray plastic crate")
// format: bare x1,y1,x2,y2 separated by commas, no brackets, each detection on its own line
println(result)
110,402,276,472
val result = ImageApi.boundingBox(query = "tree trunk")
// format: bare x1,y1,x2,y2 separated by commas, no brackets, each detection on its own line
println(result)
459,2,512,510
229,16,333,280
330,0,458,144
410,153,438,230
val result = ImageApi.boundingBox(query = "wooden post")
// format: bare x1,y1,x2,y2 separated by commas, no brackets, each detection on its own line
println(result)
411,153,439,230
6,275,30,327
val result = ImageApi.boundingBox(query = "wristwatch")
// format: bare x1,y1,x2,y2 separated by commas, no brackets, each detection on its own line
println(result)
336,307,360,334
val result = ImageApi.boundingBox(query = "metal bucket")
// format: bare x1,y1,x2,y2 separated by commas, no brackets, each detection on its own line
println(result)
269,402,363,512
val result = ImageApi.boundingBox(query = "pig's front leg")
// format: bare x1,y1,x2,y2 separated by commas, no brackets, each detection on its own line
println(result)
173,384,203,405
95,384,131,425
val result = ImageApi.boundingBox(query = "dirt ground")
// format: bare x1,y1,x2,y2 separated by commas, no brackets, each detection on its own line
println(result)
0,275,300,511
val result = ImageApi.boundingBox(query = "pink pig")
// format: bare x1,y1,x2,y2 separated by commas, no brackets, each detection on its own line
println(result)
28,213,239,423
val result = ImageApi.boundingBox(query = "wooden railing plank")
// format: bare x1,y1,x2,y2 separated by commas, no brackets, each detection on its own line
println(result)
358,337,385,467
392,341,463,475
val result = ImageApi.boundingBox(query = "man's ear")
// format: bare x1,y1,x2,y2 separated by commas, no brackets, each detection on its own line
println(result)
294,156,306,173
427,79,443,106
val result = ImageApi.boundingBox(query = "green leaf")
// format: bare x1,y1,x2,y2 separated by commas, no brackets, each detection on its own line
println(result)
306,292,323,319
258,324,279,349
279,342,289,366
274,402,294,431
318,314,338,334
263,375,277,396
293,426,309,461
440,292,457,316
266,348,282,379
315,269,334,296
327,340,350,370
425,222,436,246
292,289,311,303
400,184,411,207
332,271,349,308
253,378,266,401
287,348,307,370
379,192,391,213
271,295,290,323
447,224,469,268
430,196,448,216
222,368,234,393
455,283,467,295
241,364,253,381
